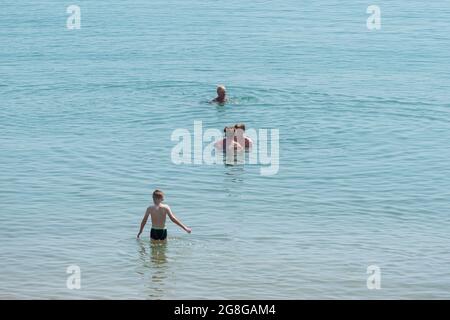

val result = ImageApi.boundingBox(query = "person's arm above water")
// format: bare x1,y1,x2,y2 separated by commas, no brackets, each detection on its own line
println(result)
166,205,192,233
226,140,243,152
137,208,150,238
245,137,253,149
214,139,224,149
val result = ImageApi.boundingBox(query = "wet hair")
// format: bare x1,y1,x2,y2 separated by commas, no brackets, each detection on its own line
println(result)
152,189,164,202
234,123,246,131
217,85,226,92
224,126,234,137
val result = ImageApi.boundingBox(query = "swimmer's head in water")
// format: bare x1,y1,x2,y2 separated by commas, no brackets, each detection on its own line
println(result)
234,123,246,139
224,126,235,138
217,85,226,98
152,189,164,204
234,123,246,131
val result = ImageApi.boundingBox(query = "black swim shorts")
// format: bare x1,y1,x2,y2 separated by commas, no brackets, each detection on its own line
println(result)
150,228,167,240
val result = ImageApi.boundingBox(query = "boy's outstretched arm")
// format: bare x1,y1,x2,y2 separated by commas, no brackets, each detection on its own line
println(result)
166,206,192,233
137,208,150,238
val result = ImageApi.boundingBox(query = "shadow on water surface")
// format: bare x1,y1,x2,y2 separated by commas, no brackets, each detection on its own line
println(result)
223,159,245,198
136,239,168,298
137,239,168,266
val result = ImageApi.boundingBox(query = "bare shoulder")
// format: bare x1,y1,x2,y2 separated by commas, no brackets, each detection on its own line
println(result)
160,203,171,213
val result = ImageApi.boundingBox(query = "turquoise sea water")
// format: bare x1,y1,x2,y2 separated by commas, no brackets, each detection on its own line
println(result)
1,0,450,299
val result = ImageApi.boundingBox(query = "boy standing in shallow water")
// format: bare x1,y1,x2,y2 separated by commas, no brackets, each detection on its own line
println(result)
137,190,191,241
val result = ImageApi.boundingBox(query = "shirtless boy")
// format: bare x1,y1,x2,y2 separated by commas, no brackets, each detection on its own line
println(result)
137,190,191,241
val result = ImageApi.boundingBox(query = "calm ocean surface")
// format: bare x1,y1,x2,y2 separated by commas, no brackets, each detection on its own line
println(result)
1,0,450,299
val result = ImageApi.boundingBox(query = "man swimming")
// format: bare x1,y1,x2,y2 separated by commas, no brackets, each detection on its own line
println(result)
211,85,228,104
137,189,191,241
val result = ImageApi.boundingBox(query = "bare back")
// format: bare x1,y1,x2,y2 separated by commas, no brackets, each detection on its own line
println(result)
148,204,168,229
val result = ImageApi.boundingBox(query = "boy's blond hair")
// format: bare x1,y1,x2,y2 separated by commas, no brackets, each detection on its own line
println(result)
152,189,164,203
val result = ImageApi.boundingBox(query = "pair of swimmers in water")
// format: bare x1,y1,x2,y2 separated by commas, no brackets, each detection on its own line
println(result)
211,86,253,151
214,123,253,152
138,86,252,241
